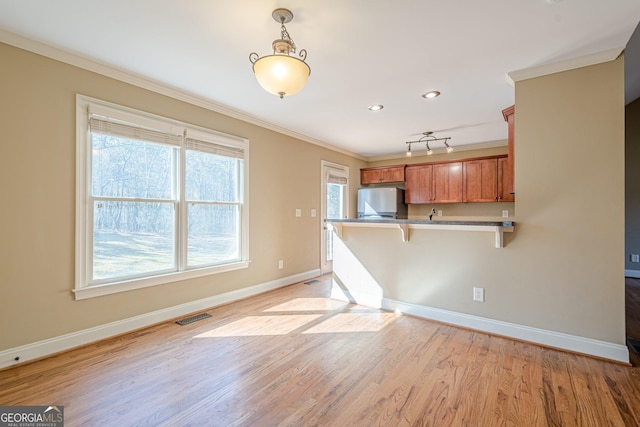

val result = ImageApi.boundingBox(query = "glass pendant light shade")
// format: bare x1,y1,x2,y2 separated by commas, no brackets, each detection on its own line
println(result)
252,54,310,98
250,9,310,99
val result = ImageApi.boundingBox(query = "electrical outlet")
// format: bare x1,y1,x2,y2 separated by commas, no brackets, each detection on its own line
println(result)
311,209,317,217
278,260,284,269
502,210,509,218
437,210,443,217
632,254,640,263
473,287,485,302
295,209,301,217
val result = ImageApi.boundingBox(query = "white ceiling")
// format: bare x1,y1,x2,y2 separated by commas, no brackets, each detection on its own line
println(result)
1,0,639,158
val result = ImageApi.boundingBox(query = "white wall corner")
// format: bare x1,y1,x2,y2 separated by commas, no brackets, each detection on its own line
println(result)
0,269,321,370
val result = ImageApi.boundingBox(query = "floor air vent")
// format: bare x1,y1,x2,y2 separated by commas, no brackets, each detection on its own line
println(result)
176,313,211,326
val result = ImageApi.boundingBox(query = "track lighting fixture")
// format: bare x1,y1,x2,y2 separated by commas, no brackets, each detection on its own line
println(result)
405,131,453,156
444,140,454,153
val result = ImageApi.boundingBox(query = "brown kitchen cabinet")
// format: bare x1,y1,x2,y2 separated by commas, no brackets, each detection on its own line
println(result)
405,164,433,203
463,158,499,202
498,156,514,202
463,156,512,202
432,162,463,203
360,165,405,185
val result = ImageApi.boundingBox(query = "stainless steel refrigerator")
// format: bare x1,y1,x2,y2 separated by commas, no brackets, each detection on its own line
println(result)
357,187,407,219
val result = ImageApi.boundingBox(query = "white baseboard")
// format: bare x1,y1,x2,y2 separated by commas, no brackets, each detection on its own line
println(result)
625,269,640,278
331,286,629,364
0,269,321,370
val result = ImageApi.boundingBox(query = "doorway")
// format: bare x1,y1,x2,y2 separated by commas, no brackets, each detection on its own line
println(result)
320,161,349,274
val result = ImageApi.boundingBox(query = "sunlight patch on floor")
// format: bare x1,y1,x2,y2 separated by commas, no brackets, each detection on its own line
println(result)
303,312,397,334
263,297,349,312
194,315,322,337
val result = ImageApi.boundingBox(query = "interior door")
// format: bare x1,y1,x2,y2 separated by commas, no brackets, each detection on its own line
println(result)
321,161,349,274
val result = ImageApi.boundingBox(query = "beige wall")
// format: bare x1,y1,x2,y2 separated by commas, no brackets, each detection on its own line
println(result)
0,42,366,350
336,56,626,344
626,98,640,271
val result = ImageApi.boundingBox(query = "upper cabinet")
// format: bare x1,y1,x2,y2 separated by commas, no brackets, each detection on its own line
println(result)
405,161,463,204
463,158,498,202
361,165,405,185
462,156,512,203
405,164,433,203
432,162,463,203
498,157,514,202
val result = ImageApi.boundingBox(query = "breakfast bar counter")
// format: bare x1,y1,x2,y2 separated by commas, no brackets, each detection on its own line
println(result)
326,218,515,248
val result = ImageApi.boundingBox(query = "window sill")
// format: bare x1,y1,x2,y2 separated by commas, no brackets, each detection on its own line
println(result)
73,261,250,300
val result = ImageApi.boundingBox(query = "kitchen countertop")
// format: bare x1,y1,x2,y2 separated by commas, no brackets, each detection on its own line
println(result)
326,218,515,226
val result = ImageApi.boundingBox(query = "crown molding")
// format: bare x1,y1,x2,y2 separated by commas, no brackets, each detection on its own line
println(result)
0,29,366,161
507,46,624,84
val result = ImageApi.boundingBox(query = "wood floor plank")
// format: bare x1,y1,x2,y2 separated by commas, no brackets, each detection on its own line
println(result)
2,274,640,426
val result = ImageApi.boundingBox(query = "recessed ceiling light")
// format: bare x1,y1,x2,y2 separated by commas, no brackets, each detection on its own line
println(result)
422,91,441,99
368,104,384,111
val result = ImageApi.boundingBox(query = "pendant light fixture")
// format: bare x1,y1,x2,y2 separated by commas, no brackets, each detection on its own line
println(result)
249,8,310,99
405,132,453,156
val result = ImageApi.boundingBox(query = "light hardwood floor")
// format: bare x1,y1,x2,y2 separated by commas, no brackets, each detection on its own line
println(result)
2,275,640,426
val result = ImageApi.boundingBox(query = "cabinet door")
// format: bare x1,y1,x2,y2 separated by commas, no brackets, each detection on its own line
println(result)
498,157,514,202
361,169,381,185
405,165,433,203
433,162,462,203
381,166,405,183
361,166,405,184
463,158,498,202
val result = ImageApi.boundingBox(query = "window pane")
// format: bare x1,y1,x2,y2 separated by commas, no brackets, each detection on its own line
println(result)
327,183,344,219
91,134,174,199
93,201,176,281
188,204,239,267
186,150,240,202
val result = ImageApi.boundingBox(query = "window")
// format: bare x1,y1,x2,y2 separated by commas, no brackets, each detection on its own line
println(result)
75,96,249,299
320,161,349,273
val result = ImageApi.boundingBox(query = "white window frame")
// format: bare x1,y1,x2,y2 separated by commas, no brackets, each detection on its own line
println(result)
74,95,250,300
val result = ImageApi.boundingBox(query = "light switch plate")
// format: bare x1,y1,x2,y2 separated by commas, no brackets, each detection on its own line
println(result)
311,209,317,217
295,209,301,217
